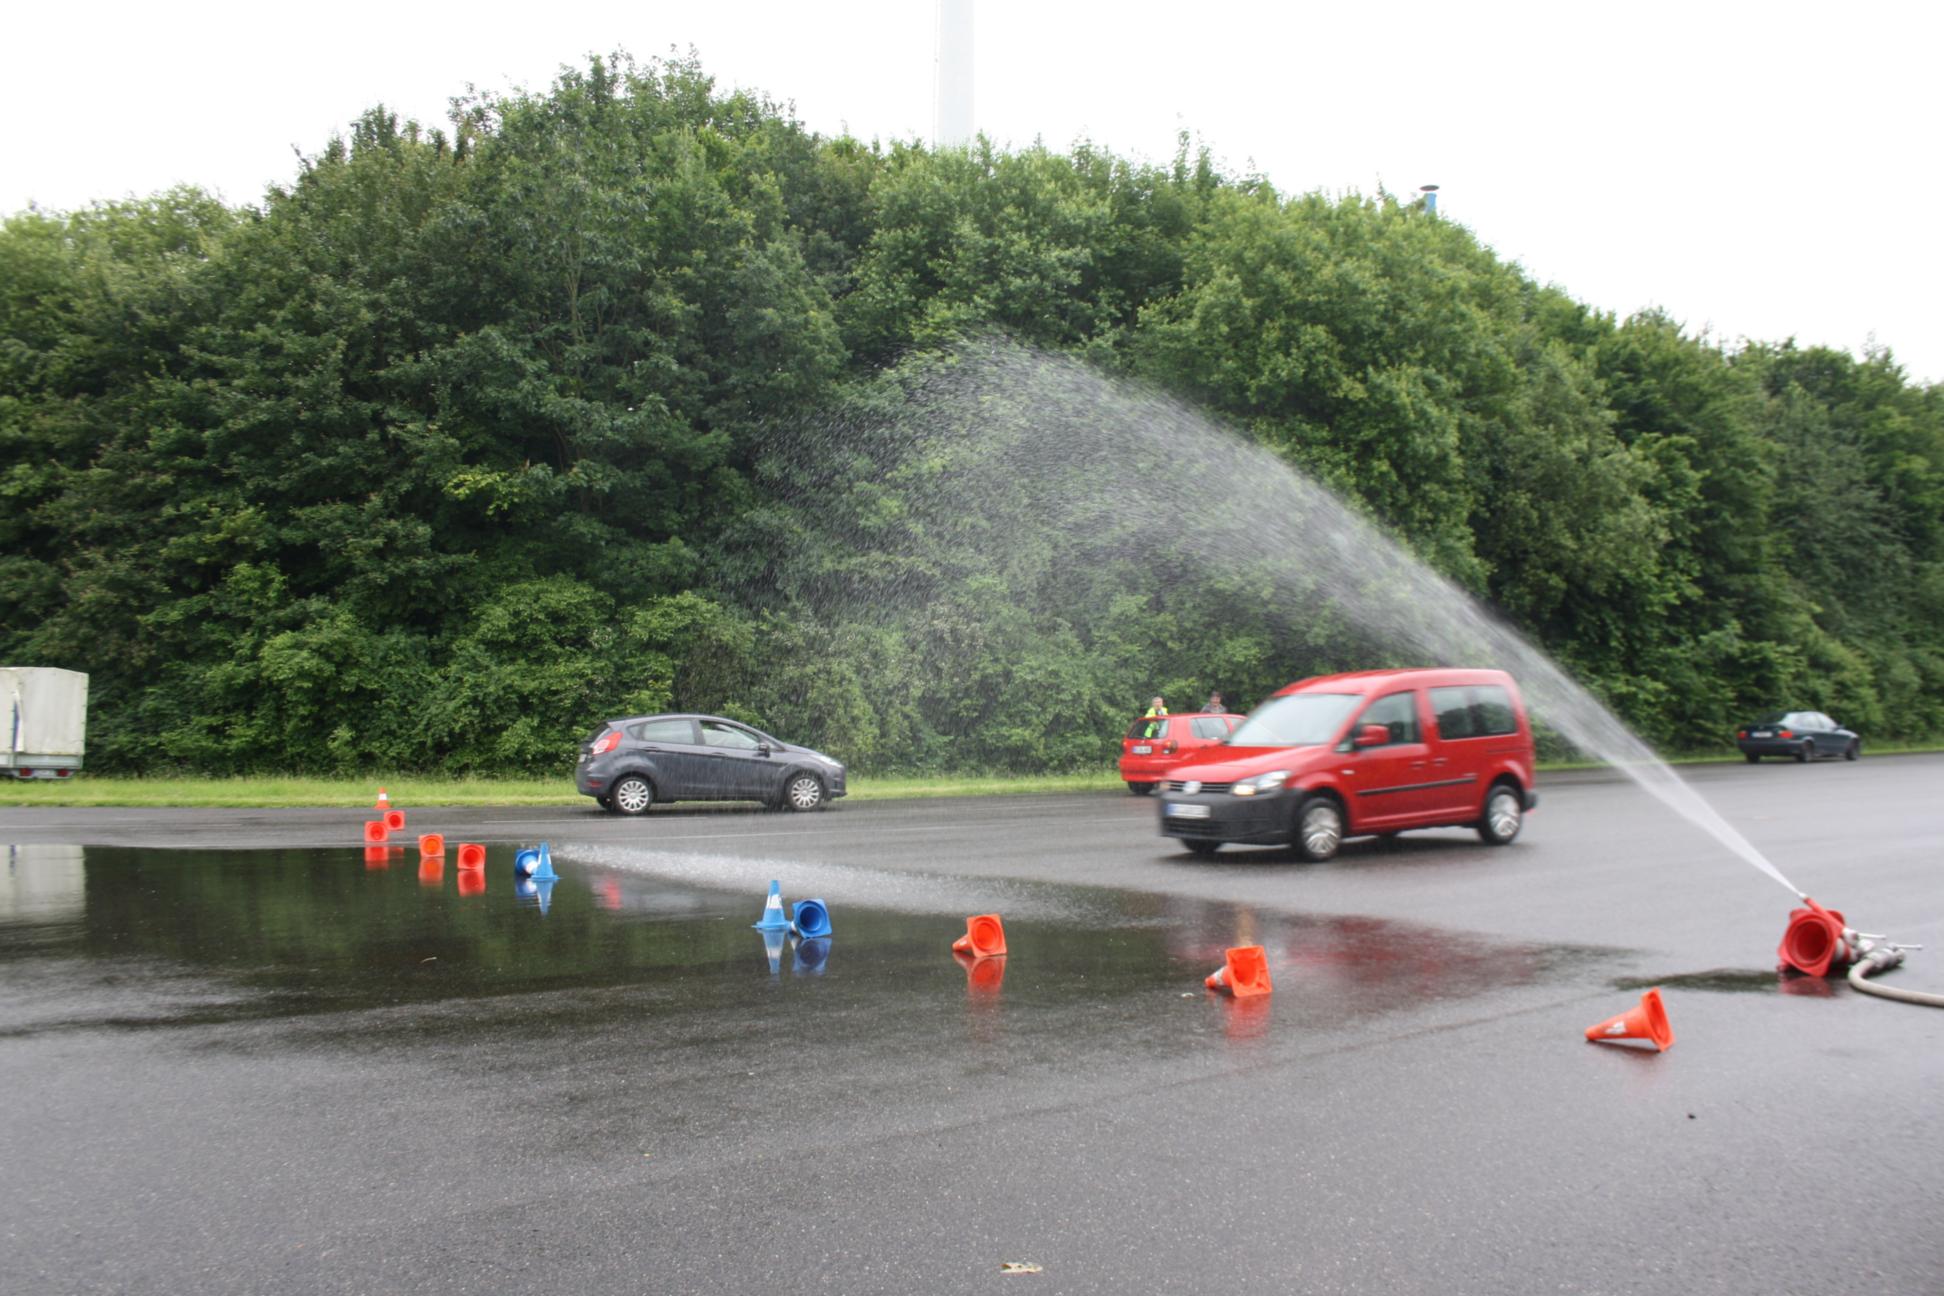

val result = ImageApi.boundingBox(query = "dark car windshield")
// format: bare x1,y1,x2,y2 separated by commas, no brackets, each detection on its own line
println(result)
1227,693,1360,747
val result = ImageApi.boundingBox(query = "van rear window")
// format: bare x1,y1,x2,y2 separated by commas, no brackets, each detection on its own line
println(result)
1430,686,1518,739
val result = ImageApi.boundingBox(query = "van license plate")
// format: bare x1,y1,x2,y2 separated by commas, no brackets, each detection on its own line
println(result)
1166,803,1210,819
1131,744,1152,755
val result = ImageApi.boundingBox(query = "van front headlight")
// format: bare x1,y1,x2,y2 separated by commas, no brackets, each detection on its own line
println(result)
1232,770,1290,798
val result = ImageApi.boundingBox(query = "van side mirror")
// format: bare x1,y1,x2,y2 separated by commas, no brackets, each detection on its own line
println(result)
1352,724,1390,749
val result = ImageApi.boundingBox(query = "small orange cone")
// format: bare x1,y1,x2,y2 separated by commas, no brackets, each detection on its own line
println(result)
1205,945,1272,997
952,914,1008,959
385,809,407,833
363,819,388,844
1585,988,1674,1051
456,842,486,870
376,787,392,814
418,833,445,857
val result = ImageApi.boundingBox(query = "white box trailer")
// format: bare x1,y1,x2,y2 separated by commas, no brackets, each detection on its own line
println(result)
2,667,89,780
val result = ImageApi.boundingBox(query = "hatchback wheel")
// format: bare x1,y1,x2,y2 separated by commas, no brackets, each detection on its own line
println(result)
1477,783,1523,846
1127,782,1155,797
1795,742,1812,763
1845,741,1860,761
1291,795,1343,863
783,773,826,812
610,776,654,816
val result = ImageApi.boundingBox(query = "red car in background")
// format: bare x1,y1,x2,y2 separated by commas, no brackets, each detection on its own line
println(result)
1120,712,1241,795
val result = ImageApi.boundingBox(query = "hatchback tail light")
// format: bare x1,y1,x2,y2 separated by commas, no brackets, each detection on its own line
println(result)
1162,741,1178,755
591,730,621,755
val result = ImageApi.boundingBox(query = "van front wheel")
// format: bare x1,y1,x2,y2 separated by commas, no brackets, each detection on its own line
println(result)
1477,784,1523,846
1291,795,1343,863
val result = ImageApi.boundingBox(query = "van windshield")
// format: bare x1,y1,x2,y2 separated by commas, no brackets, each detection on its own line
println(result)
1227,693,1360,747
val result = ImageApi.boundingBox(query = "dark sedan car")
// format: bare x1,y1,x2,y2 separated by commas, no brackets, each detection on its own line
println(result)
576,713,847,814
1736,711,1860,763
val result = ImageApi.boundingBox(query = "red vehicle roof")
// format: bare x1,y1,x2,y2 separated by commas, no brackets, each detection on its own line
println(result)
1272,667,1516,696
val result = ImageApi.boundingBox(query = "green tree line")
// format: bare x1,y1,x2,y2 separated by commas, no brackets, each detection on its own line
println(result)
4,53,1941,774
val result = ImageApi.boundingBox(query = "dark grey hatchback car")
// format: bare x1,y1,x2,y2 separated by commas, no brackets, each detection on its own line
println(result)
576,714,847,814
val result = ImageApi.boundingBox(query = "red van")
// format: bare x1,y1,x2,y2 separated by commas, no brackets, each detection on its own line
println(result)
1119,712,1241,795
1156,668,1536,860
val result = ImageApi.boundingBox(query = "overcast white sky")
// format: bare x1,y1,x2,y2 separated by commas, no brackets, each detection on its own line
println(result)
6,1,1938,381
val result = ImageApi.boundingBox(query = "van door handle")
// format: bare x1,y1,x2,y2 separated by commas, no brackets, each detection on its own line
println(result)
1431,756,1448,766
1410,761,1427,770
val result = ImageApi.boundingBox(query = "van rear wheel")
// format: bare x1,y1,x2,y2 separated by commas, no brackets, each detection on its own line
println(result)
1477,783,1523,846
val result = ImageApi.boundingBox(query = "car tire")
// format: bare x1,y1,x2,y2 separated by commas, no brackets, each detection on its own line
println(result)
597,794,614,810
1184,839,1222,858
1127,782,1155,797
1795,742,1812,763
1477,782,1523,846
1743,752,1759,764
782,772,826,812
1845,741,1860,761
1291,794,1343,863
610,776,654,816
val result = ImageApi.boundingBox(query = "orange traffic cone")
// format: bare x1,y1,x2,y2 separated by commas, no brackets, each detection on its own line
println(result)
376,787,392,814
1585,988,1674,1051
363,819,388,844
1205,945,1272,998
456,842,486,870
418,833,445,857
952,914,1008,959
385,808,407,833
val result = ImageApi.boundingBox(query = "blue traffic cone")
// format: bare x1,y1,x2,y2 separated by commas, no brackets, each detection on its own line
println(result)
790,898,832,939
514,846,539,877
514,841,558,880
761,927,787,975
752,880,790,931
530,842,557,882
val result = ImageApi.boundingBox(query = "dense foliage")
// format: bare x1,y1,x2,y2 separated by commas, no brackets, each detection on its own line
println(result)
5,54,1942,773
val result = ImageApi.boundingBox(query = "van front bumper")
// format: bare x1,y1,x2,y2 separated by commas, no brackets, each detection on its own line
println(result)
1156,790,1291,845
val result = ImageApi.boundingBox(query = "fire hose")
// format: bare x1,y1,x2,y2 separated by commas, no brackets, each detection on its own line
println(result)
1780,898,1944,1009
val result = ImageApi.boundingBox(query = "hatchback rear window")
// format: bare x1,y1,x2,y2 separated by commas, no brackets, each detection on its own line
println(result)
1127,717,1171,740
631,718,695,743
1429,686,1519,739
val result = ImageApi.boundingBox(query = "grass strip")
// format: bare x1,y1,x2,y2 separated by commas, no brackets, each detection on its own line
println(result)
2,747,1938,809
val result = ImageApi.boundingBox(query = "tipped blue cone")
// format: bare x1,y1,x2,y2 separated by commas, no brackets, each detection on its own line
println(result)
790,898,832,939
752,880,790,931
515,841,558,880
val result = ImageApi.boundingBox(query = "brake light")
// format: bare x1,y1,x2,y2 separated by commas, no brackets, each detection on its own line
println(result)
1737,730,1747,739
1162,741,1178,755
1777,729,1793,739
591,731,621,755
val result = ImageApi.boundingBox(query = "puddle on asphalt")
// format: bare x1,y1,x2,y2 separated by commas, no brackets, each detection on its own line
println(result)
1613,968,1839,996
2,843,1598,1053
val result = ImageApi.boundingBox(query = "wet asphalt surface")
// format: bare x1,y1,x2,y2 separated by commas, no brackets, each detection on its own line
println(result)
2,757,1942,1295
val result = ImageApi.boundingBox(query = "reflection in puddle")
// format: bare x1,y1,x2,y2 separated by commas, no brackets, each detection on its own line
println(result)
1615,969,1800,996
0,845,1605,1055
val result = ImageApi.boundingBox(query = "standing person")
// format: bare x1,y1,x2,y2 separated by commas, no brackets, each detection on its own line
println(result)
1204,691,1226,714
1144,696,1168,718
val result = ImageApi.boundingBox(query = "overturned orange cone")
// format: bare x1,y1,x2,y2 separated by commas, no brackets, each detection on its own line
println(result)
384,809,407,833
362,819,388,844
456,842,486,870
1205,945,1272,998
1585,988,1674,1051
952,914,1008,959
